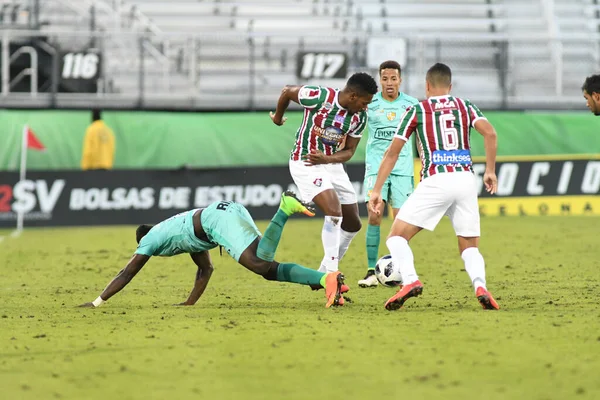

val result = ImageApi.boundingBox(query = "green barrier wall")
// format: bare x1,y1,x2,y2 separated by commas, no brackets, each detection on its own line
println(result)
1,110,598,171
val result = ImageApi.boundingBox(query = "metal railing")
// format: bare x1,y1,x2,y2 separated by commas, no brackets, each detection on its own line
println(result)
0,29,597,111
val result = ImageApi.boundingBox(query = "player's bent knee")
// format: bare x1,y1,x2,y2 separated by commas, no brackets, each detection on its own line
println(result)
261,262,279,281
367,211,382,226
323,206,343,216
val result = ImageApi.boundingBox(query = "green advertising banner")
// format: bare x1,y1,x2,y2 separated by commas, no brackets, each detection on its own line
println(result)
0,110,598,171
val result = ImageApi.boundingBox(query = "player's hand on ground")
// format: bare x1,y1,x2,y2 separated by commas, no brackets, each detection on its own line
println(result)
369,192,383,214
174,302,193,306
483,171,498,195
269,111,287,126
77,302,96,308
303,150,327,166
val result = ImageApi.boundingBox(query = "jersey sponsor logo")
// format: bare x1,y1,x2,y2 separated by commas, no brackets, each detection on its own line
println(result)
374,128,396,141
434,100,457,110
312,125,344,146
334,114,345,124
386,111,397,121
431,150,472,165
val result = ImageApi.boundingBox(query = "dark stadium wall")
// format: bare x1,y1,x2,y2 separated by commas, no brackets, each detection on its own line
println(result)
0,160,598,228
0,110,599,171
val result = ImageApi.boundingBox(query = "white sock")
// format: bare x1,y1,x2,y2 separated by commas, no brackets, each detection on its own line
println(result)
386,236,418,285
338,229,358,261
461,247,487,292
319,216,342,273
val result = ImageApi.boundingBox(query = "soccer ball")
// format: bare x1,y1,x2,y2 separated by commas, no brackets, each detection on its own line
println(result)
375,255,402,287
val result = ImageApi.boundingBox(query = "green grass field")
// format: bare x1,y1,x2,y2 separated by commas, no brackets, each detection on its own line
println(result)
1,216,599,400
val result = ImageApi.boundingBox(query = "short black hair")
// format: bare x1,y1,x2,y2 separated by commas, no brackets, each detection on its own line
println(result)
426,63,452,87
136,224,154,244
92,109,102,121
582,74,600,95
346,72,378,96
379,60,402,76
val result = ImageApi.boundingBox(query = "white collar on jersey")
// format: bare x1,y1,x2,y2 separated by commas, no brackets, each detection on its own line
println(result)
334,89,346,110
428,95,452,100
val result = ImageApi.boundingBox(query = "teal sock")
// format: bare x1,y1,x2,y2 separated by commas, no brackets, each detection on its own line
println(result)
257,209,288,262
276,262,325,286
366,224,380,270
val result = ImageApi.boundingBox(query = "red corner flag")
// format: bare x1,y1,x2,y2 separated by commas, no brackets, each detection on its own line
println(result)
26,126,45,151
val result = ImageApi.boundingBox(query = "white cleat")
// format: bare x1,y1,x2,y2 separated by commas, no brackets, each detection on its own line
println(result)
358,273,379,288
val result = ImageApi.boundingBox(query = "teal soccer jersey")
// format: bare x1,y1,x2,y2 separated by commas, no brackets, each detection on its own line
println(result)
135,202,261,262
365,92,419,176
135,210,217,257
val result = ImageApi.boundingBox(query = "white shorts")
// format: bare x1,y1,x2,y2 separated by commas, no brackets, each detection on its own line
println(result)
289,160,357,204
397,171,480,237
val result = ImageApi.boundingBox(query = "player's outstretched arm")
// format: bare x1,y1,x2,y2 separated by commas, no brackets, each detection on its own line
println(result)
474,119,498,195
177,251,214,306
78,254,150,308
369,138,405,214
270,85,301,126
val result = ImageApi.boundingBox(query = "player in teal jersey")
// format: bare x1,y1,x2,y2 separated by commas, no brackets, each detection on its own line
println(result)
582,74,600,115
78,192,347,309
270,73,378,275
358,60,419,288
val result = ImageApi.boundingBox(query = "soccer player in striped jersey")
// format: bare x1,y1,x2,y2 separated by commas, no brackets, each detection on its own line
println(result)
581,74,600,115
358,60,419,288
270,73,378,275
369,63,500,311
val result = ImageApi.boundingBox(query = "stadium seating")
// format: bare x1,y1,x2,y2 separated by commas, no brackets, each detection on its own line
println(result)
13,0,600,108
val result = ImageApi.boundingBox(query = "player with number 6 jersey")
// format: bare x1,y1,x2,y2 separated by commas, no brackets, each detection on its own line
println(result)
397,91,486,180
270,73,378,275
368,63,500,311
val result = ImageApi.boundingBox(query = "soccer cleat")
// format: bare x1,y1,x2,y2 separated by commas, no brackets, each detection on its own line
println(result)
384,280,423,311
476,287,500,310
358,270,379,288
280,191,315,217
309,283,350,293
325,271,346,308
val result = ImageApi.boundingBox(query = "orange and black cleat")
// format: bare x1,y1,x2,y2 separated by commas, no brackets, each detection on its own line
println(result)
310,283,350,293
384,280,423,311
325,271,346,308
476,287,500,310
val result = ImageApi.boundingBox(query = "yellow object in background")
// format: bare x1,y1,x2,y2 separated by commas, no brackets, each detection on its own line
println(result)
81,111,116,170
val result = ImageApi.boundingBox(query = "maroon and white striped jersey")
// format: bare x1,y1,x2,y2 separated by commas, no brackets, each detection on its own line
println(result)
290,85,367,161
394,95,486,180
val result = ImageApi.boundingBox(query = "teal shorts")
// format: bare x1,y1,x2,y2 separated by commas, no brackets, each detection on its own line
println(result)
364,174,414,209
200,201,262,262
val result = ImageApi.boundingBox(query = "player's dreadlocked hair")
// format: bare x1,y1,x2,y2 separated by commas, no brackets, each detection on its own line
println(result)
582,74,600,95
426,63,452,88
379,60,402,76
136,224,154,244
346,72,378,96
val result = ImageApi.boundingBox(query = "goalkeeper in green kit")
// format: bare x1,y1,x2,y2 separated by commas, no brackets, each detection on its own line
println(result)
359,61,419,288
